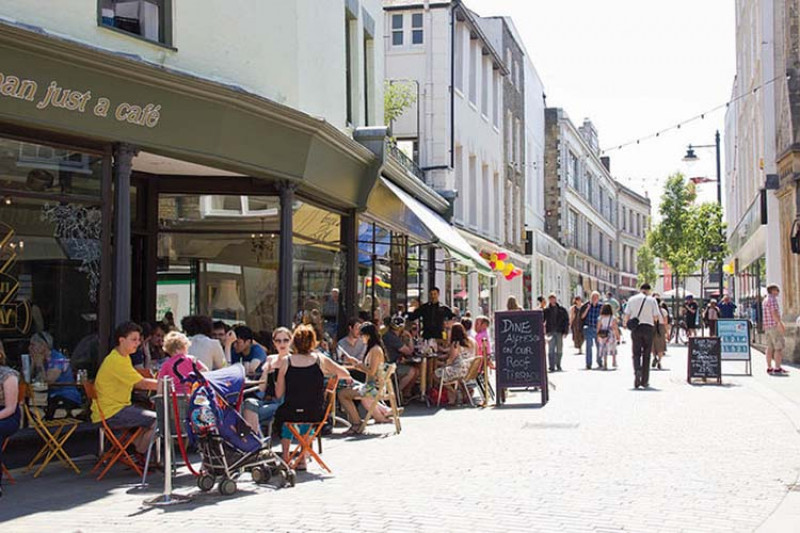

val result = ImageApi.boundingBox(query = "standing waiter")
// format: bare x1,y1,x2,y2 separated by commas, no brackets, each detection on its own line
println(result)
406,287,455,340
623,283,662,389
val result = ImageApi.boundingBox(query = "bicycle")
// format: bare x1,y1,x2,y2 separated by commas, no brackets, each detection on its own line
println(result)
669,319,688,345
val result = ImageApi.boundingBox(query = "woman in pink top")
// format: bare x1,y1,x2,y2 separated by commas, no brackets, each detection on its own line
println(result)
159,332,208,394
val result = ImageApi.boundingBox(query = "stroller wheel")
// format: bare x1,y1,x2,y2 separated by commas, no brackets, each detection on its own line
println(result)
219,478,237,496
286,470,296,487
251,466,270,485
197,474,215,492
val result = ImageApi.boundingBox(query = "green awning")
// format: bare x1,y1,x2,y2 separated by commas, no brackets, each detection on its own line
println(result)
380,178,492,274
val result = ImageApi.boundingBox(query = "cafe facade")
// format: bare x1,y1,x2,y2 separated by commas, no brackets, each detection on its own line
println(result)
0,21,488,370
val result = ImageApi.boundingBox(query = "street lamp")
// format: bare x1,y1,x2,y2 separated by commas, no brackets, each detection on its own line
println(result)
682,130,723,300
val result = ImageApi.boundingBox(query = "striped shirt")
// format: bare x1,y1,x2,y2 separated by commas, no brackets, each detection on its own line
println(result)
762,295,780,330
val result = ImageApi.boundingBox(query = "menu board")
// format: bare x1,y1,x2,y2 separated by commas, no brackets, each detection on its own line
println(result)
494,310,548,405
717,319,751,361
687,337,722,384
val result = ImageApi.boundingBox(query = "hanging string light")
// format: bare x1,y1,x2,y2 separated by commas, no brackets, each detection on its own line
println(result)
601,73,789,154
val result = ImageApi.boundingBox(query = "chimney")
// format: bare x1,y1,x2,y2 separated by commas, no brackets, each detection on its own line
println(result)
600,156,610,172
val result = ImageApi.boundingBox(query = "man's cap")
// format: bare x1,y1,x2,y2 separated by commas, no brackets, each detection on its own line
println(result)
391,316,405,329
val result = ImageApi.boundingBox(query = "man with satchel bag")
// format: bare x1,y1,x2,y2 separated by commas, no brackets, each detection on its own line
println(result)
623,283,662,389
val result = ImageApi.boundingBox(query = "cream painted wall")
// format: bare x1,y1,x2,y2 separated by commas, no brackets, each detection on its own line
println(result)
0,0,384,130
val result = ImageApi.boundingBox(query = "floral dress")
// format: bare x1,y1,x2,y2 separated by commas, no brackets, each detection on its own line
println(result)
356,350,386,398
435,345,473,382
597,316,618,359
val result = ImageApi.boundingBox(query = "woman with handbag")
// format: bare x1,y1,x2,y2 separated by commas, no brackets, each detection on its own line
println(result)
596,304,620,370
651,298,669,370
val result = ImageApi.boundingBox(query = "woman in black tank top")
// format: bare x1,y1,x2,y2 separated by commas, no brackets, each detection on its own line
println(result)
275,325,351,470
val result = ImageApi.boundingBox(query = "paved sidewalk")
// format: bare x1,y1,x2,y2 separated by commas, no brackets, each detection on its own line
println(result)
2,336,799,532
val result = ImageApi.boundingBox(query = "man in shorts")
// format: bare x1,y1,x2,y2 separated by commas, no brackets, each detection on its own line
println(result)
684,295,699,337
762,284,788,375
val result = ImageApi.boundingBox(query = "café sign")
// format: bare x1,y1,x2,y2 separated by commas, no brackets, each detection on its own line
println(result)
0,70,161,128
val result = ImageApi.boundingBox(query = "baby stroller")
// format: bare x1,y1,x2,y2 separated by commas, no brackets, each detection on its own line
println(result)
185,364,295,495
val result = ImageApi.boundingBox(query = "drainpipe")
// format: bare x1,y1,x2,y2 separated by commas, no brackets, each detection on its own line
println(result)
450,2,456,170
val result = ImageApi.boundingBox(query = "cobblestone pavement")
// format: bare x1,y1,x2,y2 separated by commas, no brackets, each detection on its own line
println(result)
2,336,800,533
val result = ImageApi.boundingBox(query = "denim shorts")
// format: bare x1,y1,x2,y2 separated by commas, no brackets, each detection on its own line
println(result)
243,397,283,423
280,423,314,441
107,405,157,429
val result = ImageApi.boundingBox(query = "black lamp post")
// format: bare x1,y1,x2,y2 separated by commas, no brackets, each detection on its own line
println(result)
683,130,723,299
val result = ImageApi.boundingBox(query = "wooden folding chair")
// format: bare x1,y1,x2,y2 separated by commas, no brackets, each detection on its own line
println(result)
0,381,26,484
22,381,82,478
83,382,144,481
359,363,402,435
437,357,483,407
285,376,339,473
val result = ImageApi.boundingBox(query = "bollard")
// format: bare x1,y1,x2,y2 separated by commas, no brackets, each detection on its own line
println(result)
143,376,191,506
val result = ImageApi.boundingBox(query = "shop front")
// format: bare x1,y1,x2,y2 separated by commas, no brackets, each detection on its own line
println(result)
0,22,378,368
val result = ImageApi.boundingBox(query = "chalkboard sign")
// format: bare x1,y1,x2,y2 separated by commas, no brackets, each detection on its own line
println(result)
687,337,722,384
494,310,548,405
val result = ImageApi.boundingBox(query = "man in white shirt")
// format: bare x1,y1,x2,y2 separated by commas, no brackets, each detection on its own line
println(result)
181,315,227,371
623,283,662,389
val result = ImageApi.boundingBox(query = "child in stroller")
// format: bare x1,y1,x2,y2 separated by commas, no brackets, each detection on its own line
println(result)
185,364,295,495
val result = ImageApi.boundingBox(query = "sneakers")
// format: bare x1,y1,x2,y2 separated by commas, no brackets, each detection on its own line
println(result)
767,367,774,374
775,367,789,375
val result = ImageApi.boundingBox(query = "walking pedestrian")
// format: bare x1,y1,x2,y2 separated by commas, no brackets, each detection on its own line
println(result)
605,292,621,318
569,296,584,354
650,296,668,370
623,283,662,389
762,284,788,375
703,299,720,336
507,295,523,311
719,294,736,319
580,292,603,369
684,295,699,337
544,294,569,372
596,304,620,370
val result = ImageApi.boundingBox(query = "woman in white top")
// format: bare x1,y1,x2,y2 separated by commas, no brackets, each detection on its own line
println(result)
596,304,621,370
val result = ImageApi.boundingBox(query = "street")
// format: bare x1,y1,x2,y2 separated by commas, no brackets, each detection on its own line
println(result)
2,336,799,533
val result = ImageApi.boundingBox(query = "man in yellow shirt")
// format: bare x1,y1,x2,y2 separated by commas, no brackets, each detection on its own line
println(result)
92,322,158,454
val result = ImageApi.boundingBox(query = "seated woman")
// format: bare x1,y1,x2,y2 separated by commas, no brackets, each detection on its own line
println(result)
92,322,159,460
0,340,21,498
274,325,350,471
434,322,476,406
243,327,292,436
338,322,395,434
29,332,82,420
158,331,208,395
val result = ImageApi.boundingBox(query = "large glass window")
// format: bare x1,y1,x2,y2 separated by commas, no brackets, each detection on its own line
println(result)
99,0,171,46
157,194,280,341
0,137,104,374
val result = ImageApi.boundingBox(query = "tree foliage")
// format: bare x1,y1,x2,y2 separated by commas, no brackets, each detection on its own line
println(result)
687,202,729,270
648,173,698,278
636,242,658,287
384,80,417,127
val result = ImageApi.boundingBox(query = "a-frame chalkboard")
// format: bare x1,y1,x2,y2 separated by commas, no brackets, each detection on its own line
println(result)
687,337,722,385
494,310,548,406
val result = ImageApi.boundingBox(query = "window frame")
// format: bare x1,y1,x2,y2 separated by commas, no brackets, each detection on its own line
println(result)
411,12,424,45
98,0,174,48
391,13,404,46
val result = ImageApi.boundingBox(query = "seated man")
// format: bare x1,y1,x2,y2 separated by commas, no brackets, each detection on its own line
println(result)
224,325,267,376
382,317,420,400
91,322,158,458
30,331,82,420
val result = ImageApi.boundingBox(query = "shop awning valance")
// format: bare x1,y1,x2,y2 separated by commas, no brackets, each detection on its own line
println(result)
378,178,492,274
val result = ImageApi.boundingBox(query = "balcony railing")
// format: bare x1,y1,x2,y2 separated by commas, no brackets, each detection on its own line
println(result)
386,140,426,183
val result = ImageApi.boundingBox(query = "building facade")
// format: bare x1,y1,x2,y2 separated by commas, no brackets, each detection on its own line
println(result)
384,0,524,316
616,183,651,298
544,110,620,298
0,0,490,371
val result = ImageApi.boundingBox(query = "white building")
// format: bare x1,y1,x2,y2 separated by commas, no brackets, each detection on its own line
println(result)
384,0,525,315
724,0,782,334
616,183,651,298
523,50,569,302
544,111,620,298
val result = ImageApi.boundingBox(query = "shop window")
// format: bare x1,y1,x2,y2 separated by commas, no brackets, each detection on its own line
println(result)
411,13,424,45
157,194,280,337
391,14,404,46
99,0,172,46
358,222,393,324
0,137,105,375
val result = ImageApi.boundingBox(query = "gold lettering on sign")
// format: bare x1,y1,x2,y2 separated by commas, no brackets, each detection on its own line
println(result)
0,70,162,129
93,97,110,117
